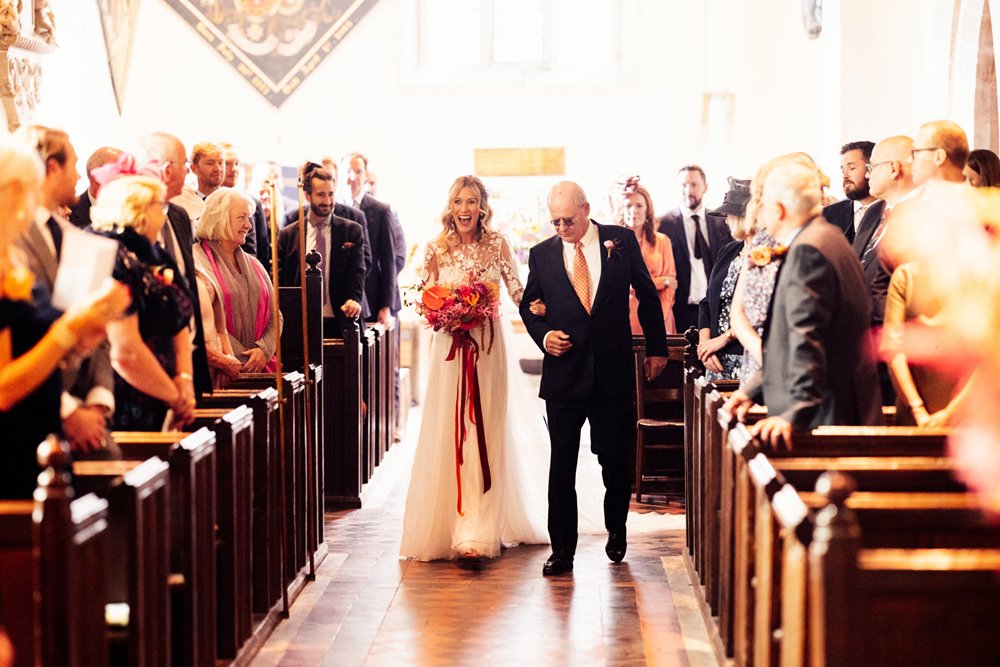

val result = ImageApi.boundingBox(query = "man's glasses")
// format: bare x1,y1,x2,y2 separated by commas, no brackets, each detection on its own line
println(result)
865,160,892,175
550,218,575,228
910,147,940,160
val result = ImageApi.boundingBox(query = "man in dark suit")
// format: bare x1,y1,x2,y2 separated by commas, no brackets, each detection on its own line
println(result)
345,153,397,325
520,181,668,576
15,126,118,458
138,132,212,397
277,167,366,337
725,161,881,449
822,141,881,245
658,164,732,333
68,146,122,228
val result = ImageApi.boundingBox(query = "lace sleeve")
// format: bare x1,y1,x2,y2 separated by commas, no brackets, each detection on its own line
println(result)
420,242,439,286
498,235,524,306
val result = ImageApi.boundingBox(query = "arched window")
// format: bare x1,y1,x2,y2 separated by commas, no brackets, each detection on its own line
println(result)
975,0,999,151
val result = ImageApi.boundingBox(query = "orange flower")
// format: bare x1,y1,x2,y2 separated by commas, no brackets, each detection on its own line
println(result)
2,265,34,301
749,246,772,267
484,281,500,302
464,291,480,306
422,284,450,311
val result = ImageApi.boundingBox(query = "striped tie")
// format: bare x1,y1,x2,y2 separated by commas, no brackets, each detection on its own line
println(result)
572,242,590,314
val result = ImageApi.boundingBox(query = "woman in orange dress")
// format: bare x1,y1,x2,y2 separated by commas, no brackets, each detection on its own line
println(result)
616,177,677,334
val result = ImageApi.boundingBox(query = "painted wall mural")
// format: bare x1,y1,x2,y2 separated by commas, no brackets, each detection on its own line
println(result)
97,0,141,115
162,0,382,107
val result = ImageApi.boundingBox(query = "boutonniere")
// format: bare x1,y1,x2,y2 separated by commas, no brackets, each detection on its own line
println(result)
154,266,175,286
341,241,355,249
603,239,622,259
2,265,34,301
749,244,788,267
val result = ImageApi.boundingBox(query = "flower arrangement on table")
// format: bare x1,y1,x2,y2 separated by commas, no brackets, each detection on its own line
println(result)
410,272,501,514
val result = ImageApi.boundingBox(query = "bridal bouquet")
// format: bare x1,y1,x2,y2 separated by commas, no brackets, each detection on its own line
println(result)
414,274,501,352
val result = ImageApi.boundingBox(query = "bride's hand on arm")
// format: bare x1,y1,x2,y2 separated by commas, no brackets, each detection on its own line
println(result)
528,299,546,316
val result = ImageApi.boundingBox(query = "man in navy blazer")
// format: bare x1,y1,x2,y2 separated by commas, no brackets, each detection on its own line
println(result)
345,153,397,325
657,165,732,334
521,181,668,576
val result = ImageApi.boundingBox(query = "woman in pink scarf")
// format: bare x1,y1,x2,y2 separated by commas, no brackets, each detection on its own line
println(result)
193,188,281,387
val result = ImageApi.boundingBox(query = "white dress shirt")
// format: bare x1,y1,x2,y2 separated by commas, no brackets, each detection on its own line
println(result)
305,210,335,317
681,205,709,304
542,221,602,352
853,200,873,234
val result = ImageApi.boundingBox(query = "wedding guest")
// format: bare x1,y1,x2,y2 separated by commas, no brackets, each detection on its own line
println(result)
194,188,281,383
964,148,1000,187
725,160,881,448
345,152,397,325
190,141,226,200
14,125,119,458
822,141,881,244
911,120,968,186
91,175,197,430
0,136,129,498
696,178,752,381
658,164,732,333
614,176,677,334
277,167,364,337
136,132,212,396
68,145,122,229
220,142,272,270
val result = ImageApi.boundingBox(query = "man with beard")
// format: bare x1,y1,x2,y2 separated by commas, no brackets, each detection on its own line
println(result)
276,167,365,338
658,164,732,333
823,141,882,245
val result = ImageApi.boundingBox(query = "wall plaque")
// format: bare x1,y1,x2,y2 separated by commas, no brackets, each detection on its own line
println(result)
474,147,565,177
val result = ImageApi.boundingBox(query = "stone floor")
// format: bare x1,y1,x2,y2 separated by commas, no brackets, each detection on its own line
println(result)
253,402,713,667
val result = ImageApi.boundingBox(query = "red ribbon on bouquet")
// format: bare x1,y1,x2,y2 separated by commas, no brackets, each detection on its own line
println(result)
447,330,492,516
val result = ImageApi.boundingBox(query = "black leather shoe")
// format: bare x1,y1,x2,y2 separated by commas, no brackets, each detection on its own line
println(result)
542,553,574,576
606,532,627,563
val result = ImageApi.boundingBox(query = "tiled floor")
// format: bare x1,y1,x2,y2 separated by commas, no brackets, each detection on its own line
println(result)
253,405,704,667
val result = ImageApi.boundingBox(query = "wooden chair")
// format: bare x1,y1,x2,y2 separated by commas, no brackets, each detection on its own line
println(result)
633,334,688,503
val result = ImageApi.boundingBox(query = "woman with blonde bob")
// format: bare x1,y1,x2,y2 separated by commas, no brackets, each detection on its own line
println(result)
401,175,549,563
193,187,281,386
91,175,196,430
0,137,129,497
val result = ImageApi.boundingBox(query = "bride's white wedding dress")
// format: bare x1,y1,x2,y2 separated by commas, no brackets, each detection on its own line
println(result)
400,233,671,562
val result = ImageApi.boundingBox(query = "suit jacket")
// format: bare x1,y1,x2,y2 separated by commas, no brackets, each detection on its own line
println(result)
355,194,398,317
13,218,115,415
745,217,881,428
658,207,733,313
68,190,92,229
849,199,890,325
388,207,406,313
243,195,271,273
277,216,366,336
166,203,212,395
520,222,668,401
697,239,744,356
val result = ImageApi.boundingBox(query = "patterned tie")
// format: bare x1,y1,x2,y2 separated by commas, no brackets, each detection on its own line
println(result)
861,206,890,264
572,242,591,313
692,213,713,275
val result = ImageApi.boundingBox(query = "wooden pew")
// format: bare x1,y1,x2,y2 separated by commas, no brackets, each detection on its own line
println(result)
0,437,109,667
361,327,376,484
725,424,952,667
324,324,364,509
807,473,1000,667
73,457,172,666
111,429,218,666
682,327,704,556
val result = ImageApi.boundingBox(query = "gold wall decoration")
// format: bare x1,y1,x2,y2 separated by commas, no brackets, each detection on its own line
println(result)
162,0,383,107
96,0,141,115
1,0,58,132
474,148,566,177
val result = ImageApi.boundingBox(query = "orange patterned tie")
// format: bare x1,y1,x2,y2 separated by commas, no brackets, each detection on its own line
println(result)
572,242,591,313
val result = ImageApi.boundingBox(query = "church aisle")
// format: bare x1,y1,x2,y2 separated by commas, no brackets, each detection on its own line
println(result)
253,414,706,667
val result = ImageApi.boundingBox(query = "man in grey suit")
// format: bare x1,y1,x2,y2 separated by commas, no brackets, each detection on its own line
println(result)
725,160,881,448
15,126,118,458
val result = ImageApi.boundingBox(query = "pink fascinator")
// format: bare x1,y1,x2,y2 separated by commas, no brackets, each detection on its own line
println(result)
91,153,164,191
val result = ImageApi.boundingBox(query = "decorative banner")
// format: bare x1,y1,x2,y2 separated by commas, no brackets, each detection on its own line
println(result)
96,0,141,115
162,0,381,107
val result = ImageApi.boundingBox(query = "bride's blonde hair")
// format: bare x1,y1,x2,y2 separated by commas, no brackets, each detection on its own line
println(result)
435,175,497,253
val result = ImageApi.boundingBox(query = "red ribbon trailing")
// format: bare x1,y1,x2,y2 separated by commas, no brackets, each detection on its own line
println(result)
446,331,491,516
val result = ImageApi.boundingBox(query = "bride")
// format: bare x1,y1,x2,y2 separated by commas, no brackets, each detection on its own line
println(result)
400,175,551,562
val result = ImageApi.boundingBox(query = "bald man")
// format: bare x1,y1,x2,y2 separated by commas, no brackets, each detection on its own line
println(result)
911,120,969,186
68,145,123,228
725,162,881,449
520,181,668,576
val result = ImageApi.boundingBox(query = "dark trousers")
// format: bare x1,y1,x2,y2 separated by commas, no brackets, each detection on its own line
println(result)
545,389,633,556
673,303,701,336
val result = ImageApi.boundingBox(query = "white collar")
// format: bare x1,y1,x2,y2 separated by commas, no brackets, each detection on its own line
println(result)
561,219,598,249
